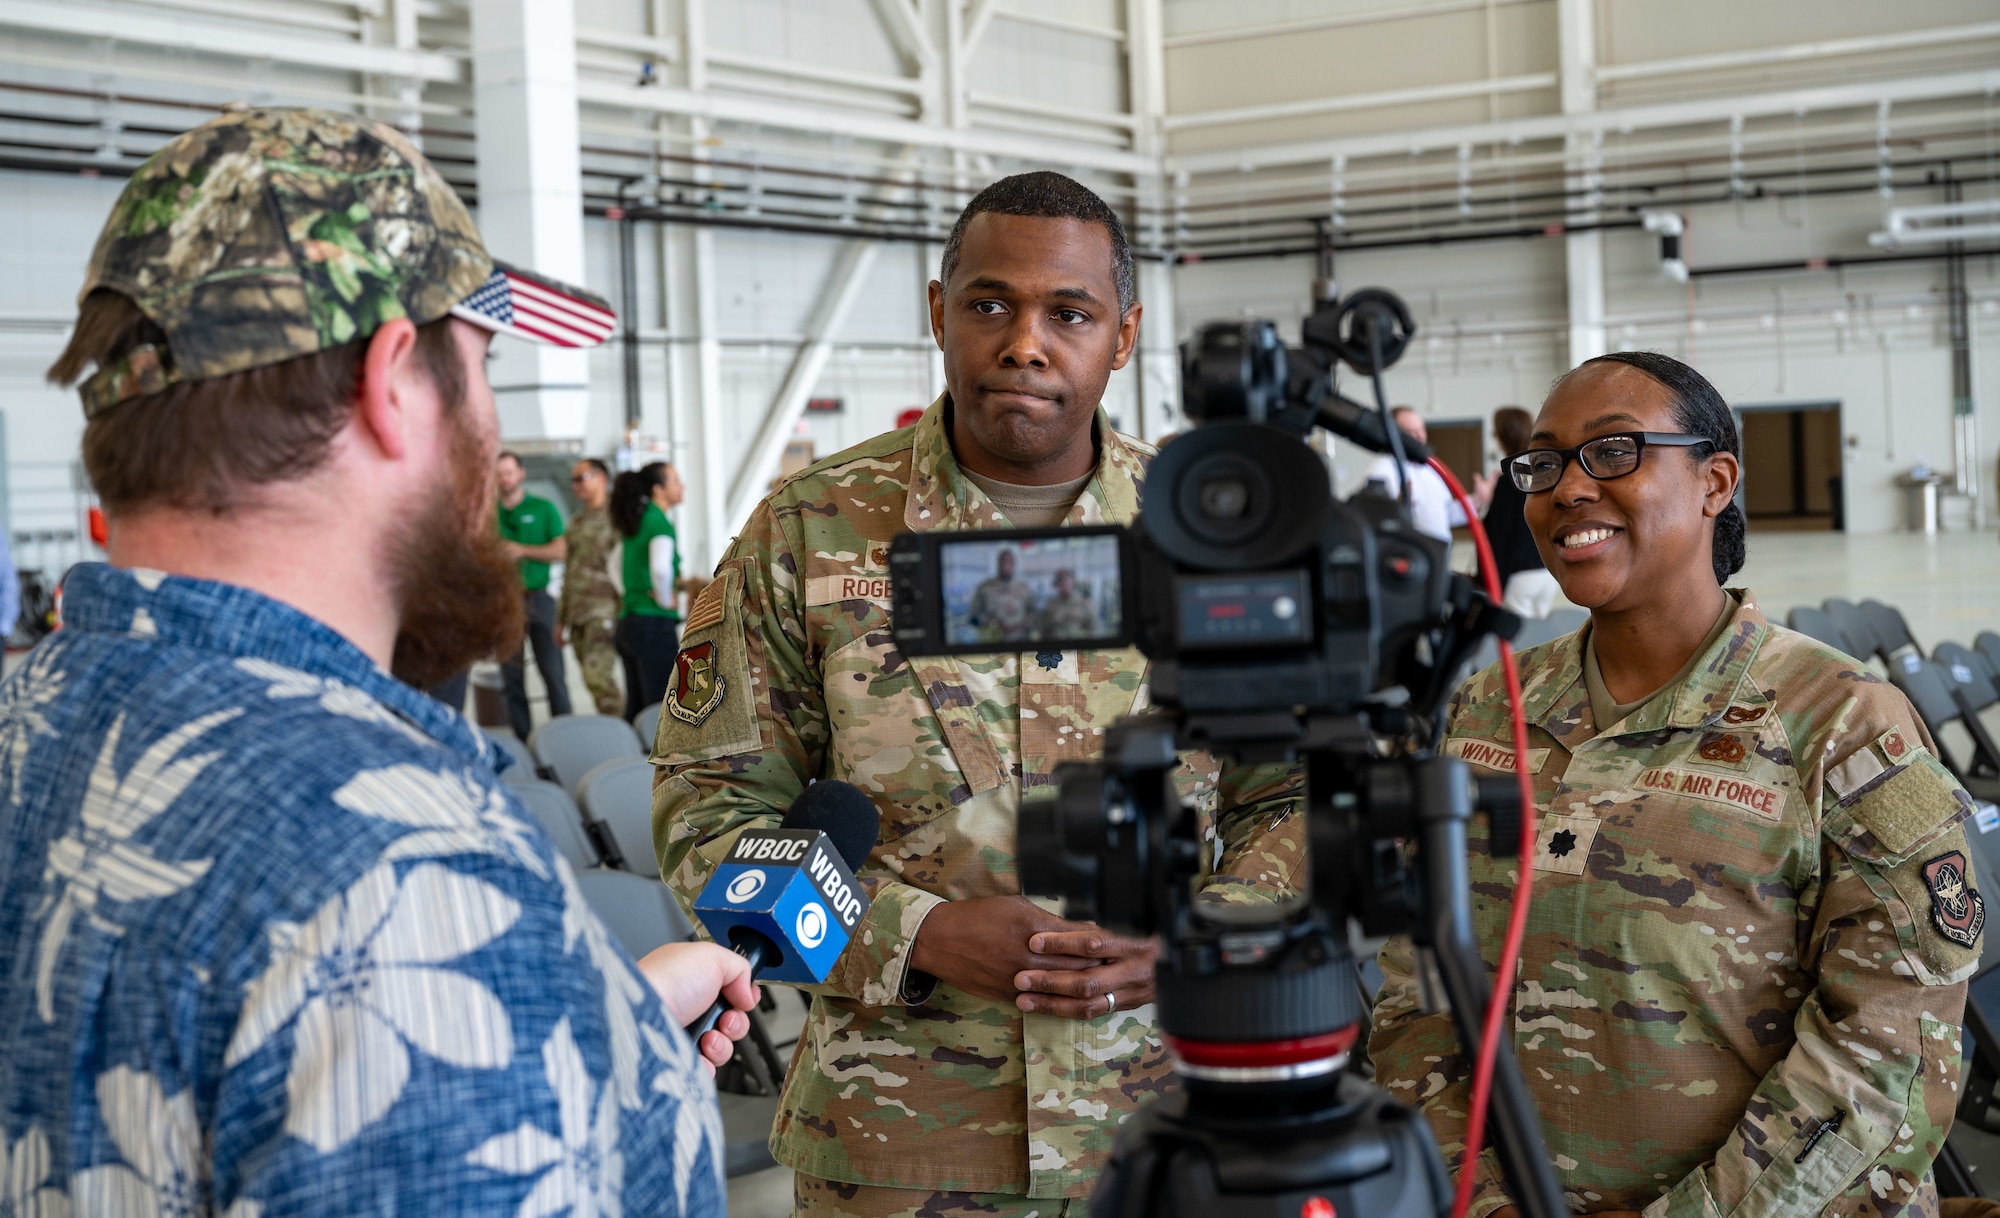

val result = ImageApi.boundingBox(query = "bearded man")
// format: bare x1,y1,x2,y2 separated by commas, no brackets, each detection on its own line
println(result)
1,108,754,1216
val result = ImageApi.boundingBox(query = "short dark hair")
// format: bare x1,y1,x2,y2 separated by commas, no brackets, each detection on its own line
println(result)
1572,351,1745,584
498,450,524,468
48,290,464,515
576,457,610,480
939,171,1135,312
1493,406,1534,455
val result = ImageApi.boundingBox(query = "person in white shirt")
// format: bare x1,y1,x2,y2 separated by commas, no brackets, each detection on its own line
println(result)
1361,406,1495,543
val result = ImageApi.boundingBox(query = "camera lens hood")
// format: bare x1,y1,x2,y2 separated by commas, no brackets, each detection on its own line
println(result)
1144,421,1330,570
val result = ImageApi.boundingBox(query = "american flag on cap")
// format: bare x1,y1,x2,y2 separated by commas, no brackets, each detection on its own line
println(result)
449,261,617,348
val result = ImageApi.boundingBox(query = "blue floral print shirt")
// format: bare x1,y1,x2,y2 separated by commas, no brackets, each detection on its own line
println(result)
0,564,725,1217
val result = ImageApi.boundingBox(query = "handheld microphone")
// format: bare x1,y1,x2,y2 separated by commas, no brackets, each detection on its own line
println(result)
684,780,881,1039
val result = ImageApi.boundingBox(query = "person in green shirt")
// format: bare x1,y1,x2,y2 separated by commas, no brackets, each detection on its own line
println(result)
496,449,572,738
609,461,684,718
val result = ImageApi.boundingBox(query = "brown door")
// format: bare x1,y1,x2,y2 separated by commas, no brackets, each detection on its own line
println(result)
1426,420,1485,493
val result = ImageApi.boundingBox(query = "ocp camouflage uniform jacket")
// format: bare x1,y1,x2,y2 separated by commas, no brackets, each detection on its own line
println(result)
558,506,620,630
1371,593,1977,1218
652,399,1302,1197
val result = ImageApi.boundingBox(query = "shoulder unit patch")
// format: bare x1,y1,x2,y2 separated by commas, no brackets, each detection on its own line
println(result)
1923,850,1986,949
668,640,727,726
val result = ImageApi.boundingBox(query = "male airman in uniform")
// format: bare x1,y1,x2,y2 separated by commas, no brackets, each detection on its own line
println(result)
559,457,623,716
1035,568,1100,639
967,547,1037,642
653,172,1302,1216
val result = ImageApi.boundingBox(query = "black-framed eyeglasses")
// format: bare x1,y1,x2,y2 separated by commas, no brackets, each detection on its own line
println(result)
1506,432,1713,493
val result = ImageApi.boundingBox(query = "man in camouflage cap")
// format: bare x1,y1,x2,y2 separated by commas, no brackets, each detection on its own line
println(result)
654,171,1303,1216
11,107,757,1216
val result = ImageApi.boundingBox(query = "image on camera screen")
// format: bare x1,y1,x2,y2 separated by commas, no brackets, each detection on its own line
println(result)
939,534,1122,648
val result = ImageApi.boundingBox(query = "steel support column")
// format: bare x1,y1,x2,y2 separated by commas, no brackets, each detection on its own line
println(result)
725,241,883,529
1558,0,1606,367
472,0,591,440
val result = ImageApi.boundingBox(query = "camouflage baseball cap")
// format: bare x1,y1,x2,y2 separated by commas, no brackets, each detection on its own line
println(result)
76,106,614,418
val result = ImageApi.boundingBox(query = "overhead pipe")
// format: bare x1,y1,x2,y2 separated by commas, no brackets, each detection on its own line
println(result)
1942,171,1978,515
613,178,643,430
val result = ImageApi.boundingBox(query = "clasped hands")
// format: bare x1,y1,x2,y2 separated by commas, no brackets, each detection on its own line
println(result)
909,895,1158,1019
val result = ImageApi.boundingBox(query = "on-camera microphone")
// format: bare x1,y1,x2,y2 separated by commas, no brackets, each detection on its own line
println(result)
684,780,882,1039
1315,391,1433,462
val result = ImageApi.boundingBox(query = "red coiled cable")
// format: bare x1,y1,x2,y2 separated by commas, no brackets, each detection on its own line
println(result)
1425,457,1539,1218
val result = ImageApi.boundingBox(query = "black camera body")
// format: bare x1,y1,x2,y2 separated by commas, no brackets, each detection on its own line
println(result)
890,308,1456,726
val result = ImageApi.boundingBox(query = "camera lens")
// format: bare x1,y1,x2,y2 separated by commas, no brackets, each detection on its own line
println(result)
1199,477,1249,519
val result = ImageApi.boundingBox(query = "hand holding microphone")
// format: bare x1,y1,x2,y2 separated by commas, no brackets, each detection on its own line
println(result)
635,942,759,1072
683,780,882,1039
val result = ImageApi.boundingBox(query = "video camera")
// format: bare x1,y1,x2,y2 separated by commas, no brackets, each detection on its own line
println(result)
888,287,1565,1218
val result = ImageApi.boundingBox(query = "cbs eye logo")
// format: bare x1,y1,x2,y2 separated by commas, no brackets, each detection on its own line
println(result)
795,903,828,949
725,870,766,903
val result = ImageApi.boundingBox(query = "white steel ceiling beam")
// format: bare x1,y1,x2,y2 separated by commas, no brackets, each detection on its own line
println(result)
868,0,940,76
1596,20,2000,82
998,10,1126,42
724,239,883,529
961,0,1000,59
1161,0,1525,49
0,4,463,83
576,77,1154,175
1168,66,2000,175
703,47,926,98
1163,72,1556,132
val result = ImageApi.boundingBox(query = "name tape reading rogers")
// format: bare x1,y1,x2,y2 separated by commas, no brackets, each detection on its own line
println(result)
807,573,893,606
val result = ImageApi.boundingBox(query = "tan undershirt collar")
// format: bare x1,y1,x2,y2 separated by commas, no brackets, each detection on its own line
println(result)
962,468,1092,529
1583,592,1738,734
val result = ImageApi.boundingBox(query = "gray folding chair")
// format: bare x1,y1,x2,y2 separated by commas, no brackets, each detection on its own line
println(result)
1786,606,1858,660
1544,607,1588,637
529,714,645,797
482,728,539,786
1889,658,2000,801
578,756,663,878
632,702,663,753
1860,599,1922,663
508,779,600,873
1824,599,1882,668
1511,607,1588,652
1937,643,2000,715
572,861,794,1115
1977,631,2000,682
571,865,696,957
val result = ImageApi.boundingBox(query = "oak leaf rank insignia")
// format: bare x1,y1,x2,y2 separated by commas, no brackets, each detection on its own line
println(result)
668,640,727,726
1923,850,1986,949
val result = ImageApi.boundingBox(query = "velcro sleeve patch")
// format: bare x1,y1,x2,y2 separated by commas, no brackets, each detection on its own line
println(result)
1445,738,1549,774
1823,746,1886,804
1835,739,1967,864
652,563,762,765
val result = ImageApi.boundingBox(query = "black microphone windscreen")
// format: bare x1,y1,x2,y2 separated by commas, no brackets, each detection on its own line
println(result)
782,780,881,871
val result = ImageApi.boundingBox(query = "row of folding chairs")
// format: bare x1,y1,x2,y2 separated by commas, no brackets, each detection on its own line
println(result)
486,710,789,1166
1785,598,2000,804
